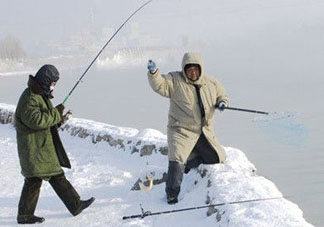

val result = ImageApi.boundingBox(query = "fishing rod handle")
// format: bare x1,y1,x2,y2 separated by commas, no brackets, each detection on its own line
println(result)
224,106,269,115
215,105,269,115
122,215,142,220
62,96,69,105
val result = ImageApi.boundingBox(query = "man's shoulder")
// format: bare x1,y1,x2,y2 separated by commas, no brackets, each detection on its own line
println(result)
168,71,182,76
18,88,31,103
167,71,185,81
202,74,218,85
19,88,44,105
27,89,43,100
16,88,36,112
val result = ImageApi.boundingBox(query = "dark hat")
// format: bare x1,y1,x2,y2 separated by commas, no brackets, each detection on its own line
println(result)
34,64,59,97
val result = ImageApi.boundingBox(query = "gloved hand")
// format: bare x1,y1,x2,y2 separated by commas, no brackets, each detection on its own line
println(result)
55,104,65,116
57,110,72,127
147,60,157,74
218,102,227,111
59,110,72,126
63,110,72,122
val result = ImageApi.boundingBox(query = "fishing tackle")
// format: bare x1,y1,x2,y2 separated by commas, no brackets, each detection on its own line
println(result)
62,0,153,105
122,197,285,220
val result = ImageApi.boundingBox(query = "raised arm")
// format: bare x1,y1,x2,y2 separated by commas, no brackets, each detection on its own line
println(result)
147,60,174,98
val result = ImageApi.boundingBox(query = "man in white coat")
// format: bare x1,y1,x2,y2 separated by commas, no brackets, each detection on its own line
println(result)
147,52,229,204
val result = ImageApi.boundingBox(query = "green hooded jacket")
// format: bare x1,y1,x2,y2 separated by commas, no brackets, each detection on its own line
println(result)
15,75,71,178
148,53,229,164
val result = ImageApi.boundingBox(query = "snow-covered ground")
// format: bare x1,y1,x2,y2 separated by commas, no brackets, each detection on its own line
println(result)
0,104,313,227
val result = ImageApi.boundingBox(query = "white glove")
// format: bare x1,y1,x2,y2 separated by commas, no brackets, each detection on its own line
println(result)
147,60,157,74
218,102,227,111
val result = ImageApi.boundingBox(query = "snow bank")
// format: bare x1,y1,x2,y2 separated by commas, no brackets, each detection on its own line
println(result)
0,103,314,226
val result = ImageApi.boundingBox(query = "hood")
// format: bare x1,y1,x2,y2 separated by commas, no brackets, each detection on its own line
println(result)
28,75,54,99
181,52,204,84
34,64,59,97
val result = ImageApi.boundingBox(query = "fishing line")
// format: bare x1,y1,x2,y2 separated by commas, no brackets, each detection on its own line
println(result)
62,0,153,105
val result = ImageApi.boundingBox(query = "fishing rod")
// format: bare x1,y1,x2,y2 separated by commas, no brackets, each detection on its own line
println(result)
217,106,269,115
62,0,153,105
122,196,284,220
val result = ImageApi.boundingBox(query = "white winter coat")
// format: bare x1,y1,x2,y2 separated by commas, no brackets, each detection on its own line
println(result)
148,53,229,164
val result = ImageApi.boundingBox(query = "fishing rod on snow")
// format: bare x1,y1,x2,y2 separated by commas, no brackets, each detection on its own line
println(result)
122,196,285,220
62,0,153,105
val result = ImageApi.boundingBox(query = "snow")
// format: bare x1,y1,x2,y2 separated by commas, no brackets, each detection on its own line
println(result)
0,104,313,227
0,103,16,113
66,117,140,138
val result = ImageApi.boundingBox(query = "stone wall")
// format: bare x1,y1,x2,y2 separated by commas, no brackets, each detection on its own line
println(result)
0,104,168,157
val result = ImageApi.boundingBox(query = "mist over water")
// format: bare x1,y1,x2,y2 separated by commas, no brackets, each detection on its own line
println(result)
1,0,324,225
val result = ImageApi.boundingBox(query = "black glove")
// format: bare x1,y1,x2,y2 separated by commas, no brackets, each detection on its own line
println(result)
55,104,65,116
57,110,72,128
63,110,72,122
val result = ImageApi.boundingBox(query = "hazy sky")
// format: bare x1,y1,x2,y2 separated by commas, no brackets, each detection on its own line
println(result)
2,0,323,57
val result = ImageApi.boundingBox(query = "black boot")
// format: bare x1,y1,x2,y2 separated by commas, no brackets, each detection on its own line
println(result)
17,215,45,224
184,165,191,174
167,196,178,205
72,197,95,216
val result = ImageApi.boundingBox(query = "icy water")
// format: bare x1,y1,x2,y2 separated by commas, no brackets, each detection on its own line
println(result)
1,61,323,225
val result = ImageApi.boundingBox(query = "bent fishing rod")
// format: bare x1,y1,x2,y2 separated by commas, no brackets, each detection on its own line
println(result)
122,196,285,220
62,0,153,105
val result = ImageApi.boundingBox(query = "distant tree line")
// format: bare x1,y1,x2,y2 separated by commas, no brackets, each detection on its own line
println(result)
0,35,26,60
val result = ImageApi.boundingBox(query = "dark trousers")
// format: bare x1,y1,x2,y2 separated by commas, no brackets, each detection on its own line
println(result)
17,173,81,219
166,133,220,198
186,133,220,168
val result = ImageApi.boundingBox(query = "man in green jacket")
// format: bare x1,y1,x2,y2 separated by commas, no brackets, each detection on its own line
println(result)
147,53,229,204
15,64,95,224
